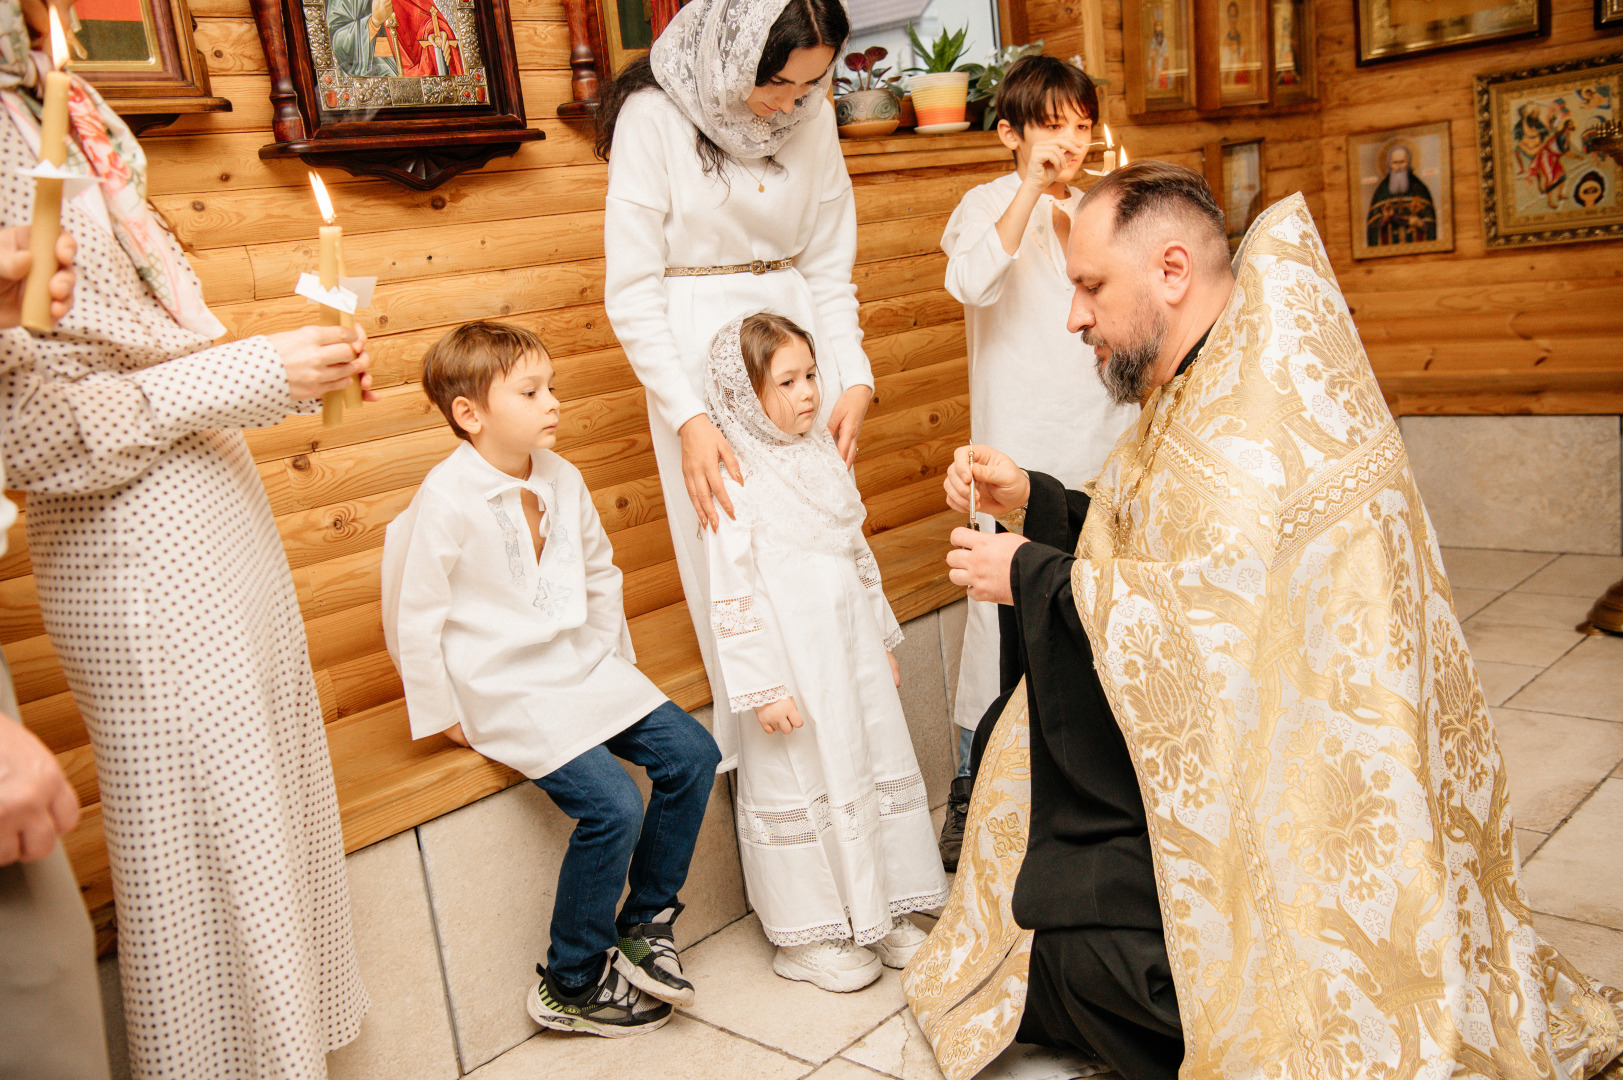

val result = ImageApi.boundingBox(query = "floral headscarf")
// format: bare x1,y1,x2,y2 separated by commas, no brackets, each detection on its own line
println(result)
0,0,224,337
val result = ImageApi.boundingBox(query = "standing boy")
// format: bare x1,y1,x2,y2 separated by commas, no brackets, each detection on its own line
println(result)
382,322,722,1038
937,57,1137,867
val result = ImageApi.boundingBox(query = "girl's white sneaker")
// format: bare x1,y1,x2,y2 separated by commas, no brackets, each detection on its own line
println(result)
772,938,883,992
868,917,929,970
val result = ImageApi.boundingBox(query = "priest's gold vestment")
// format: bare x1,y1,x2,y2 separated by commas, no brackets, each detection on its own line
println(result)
905,194,1623,1080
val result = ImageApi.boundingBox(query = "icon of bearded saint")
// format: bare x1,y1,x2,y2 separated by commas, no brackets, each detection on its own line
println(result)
1366,142,1436,246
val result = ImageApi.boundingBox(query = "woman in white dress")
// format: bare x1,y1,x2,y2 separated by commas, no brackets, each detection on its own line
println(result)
597,0,873,762
702,314,946,991
0,3,369,1075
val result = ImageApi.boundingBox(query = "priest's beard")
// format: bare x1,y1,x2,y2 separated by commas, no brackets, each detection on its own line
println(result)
1387,167,1411,194
1084,300,1168,405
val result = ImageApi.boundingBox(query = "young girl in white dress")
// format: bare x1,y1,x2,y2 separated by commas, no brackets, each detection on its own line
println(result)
703,313,948,993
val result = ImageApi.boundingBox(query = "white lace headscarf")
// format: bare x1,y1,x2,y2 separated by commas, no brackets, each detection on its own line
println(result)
705,316,868,556
649,0,841,161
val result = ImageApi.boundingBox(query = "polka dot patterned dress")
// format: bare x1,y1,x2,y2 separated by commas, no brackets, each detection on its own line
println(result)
0,120,367,1076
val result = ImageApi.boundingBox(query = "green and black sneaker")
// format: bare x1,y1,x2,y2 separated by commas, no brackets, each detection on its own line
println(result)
615,906,695,1007
526,954,673,1038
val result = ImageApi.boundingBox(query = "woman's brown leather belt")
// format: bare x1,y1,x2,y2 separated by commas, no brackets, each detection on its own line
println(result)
663,257,795,278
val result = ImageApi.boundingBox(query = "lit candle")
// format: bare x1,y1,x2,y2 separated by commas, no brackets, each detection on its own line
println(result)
1119,144,1131,169
309,171,350,427
21,7,71,333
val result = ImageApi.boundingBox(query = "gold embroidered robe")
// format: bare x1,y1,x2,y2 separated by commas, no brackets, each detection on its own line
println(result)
904,194,1623,1080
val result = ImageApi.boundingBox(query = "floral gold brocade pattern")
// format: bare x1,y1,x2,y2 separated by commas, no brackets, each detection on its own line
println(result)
907,193,1623,1080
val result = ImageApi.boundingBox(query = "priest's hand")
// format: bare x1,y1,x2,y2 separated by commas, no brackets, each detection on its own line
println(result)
944,444,1029,518
947,526,1028,605
0,224,75,328
756,696,804,735
827,384,872,466
0,711,80,866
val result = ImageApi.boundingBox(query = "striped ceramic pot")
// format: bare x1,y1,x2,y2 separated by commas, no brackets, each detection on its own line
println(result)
907,72,970,127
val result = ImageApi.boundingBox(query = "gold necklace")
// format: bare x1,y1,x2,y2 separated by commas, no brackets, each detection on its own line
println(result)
740,158,768,193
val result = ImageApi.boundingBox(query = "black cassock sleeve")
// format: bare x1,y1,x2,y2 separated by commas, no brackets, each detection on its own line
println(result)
1002,472,1163,934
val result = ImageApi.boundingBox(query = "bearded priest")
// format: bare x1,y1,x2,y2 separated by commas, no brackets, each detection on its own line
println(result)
903,162,1623,1080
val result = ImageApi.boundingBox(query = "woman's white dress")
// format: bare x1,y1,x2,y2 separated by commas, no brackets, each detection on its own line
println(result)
0,121,366,1079
705,478,947,946
604,88,872,741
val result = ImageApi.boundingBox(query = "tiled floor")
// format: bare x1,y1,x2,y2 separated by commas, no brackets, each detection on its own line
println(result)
468,548,1623,1080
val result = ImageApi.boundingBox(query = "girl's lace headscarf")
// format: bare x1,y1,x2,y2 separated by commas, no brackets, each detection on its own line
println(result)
704,316,867,556
649,0,839,161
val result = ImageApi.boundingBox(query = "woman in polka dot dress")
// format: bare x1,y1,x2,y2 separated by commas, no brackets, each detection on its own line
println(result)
0,2,370,1076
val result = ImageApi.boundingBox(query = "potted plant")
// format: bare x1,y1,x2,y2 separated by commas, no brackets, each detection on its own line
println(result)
904,23,975,132
834,46,902,138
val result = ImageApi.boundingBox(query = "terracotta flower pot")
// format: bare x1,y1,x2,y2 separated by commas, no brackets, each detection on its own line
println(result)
908,71,970,129
834,89,901,138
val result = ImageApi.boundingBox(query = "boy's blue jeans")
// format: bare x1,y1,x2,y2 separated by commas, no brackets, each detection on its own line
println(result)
531,699,721,989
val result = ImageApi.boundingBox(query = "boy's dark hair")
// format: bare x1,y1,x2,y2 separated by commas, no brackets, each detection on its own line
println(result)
738,312,816,397
995,55,1100,136
422,321,549,441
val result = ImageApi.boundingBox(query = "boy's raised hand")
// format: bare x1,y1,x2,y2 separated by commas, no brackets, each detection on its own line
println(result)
1022,135,1083,189
756,696,803,735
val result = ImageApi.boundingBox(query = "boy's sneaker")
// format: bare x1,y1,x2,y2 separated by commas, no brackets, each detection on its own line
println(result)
527,955,673,1038
868,916,929,970
616,907,695,1007
772,938,883,993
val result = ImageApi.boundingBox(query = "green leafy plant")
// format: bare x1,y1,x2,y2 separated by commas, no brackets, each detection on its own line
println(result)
961,40,1044,127
904,23,974,74
835,46,900,93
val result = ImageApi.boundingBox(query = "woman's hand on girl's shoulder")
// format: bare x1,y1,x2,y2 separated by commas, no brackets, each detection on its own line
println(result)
679,413,743,530
827,384,872,467
756,696,802,735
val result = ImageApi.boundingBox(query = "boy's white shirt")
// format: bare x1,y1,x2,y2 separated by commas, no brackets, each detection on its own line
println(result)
940,170,1139,491
381,442,668,779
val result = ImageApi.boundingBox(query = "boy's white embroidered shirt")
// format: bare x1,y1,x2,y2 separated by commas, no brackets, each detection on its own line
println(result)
381,443,667,779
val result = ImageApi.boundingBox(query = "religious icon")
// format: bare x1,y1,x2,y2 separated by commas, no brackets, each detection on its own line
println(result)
305,0,488,114
1477,54,1623,248
68,0,161,67
1271,0,1314,104
1220,140,1264,254
1126,0,1193,112
1218,0,1266,106
1348,122,1454,259
1356,0,1548,65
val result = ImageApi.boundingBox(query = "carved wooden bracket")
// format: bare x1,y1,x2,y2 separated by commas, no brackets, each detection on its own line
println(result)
250,0,543,189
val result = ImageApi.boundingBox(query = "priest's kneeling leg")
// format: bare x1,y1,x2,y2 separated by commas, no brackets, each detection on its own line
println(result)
1016,926,1184,1080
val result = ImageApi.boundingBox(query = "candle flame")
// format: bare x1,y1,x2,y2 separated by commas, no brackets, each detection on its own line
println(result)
308,171,336,223
1119,144,1130,168
1101,122,1114,148
47,5,68,70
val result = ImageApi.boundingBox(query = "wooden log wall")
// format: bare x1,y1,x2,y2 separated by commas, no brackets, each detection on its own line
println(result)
1315,0,1623,415
3,5,1011,950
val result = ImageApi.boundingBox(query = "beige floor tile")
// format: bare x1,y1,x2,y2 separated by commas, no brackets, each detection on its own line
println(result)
463,1014,812,1080
1440,548,1556,592
1461,622,1584,668
1533,913,1623,990
327,831,460,1080
1474,662,1544,707
1516,555,1623,599
1492,708,1623,831
1468,591,1595,632
808,1060,893,1079
1516,828,1547,867
682,914,909,1063
1450,588,1500,621
1521,778,1623,931
842,1011,946,1080
1506,636,1623,721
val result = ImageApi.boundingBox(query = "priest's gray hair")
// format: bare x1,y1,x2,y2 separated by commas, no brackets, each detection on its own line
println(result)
1082,161,1232,276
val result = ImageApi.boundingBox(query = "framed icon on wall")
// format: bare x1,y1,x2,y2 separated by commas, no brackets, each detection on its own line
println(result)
1348,121,1455,259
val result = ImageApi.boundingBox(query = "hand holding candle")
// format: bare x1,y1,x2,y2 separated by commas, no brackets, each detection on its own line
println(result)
21,6,72,333
308,171,361,427
0,225,75,329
